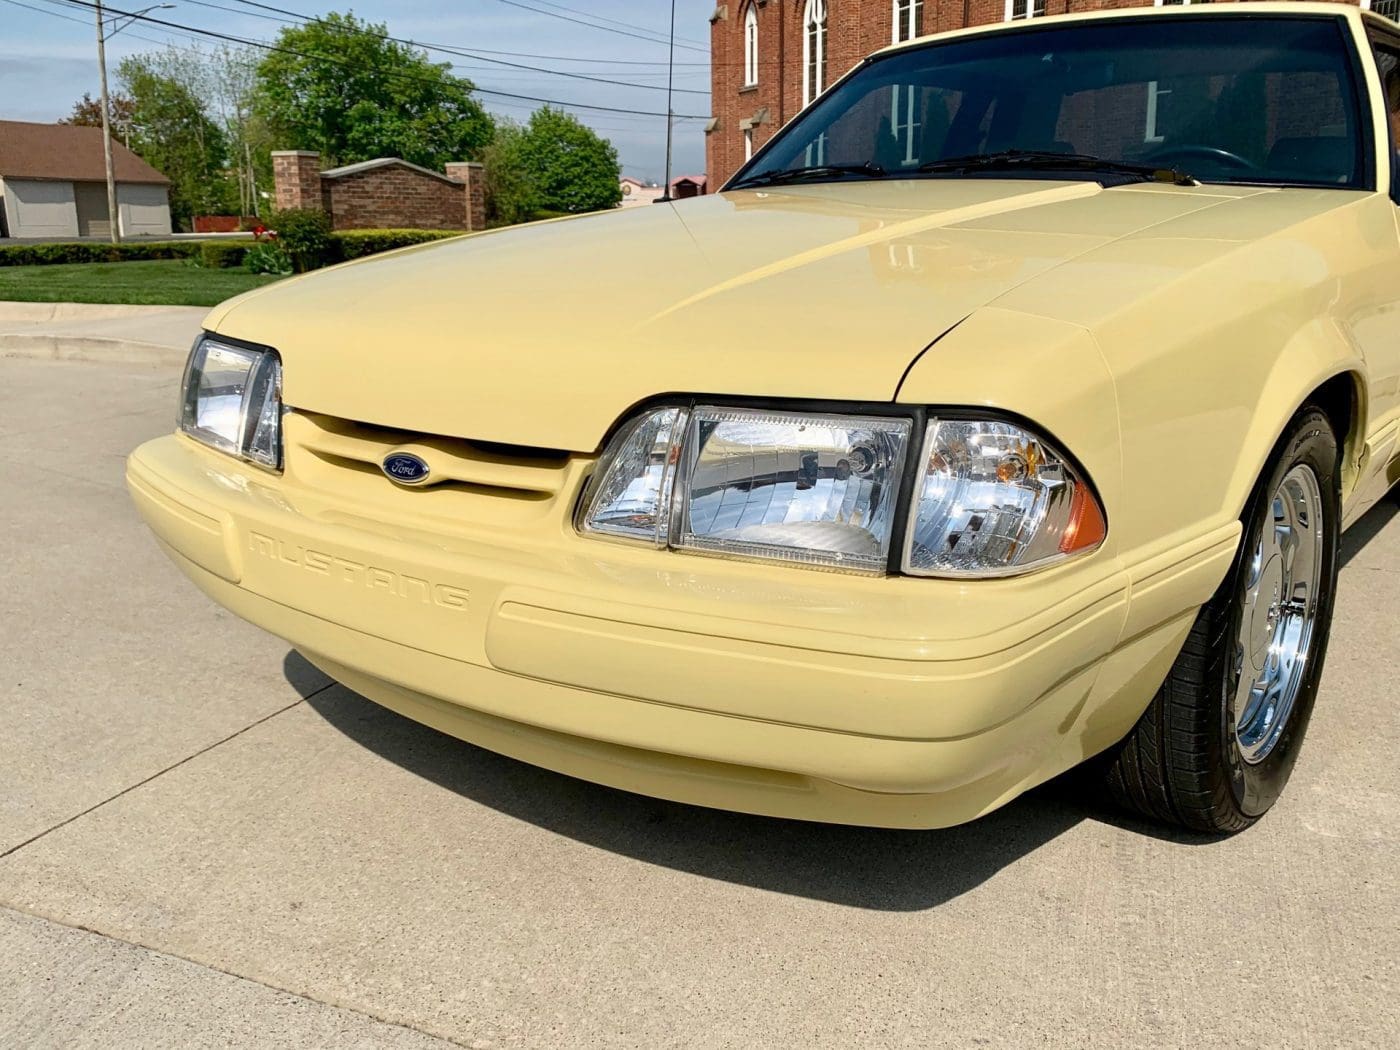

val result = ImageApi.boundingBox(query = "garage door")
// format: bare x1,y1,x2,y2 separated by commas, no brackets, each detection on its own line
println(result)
73,182,111,237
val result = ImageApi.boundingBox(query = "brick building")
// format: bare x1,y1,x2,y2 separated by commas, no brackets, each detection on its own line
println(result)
271,151,486,232
706,0,1376,186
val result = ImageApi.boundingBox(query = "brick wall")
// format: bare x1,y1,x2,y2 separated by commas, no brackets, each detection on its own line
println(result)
271,153,483,231
272,151,325,212
707,0,1366,187
444,162,486,231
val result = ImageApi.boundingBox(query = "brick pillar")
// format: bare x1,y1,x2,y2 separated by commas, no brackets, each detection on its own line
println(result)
272,150,324,213
445,161,486,231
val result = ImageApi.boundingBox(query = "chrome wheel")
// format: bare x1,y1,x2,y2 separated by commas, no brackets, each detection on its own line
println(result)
1231,464,1324,765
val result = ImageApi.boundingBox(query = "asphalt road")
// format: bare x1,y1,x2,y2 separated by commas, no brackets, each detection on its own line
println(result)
2,355,1397,1049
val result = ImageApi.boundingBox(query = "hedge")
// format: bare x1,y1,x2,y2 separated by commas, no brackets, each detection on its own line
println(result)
199,242,249,269
0,229,463,270
328,228,463,262
0,241,200,267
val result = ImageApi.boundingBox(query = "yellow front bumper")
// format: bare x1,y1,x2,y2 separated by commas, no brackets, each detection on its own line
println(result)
125,433,1229,828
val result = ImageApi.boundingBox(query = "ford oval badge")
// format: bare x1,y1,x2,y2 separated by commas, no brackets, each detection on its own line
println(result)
381,452,430,486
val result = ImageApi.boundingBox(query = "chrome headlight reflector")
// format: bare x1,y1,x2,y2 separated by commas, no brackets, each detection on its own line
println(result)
179,336,283,470
903,418,1106,577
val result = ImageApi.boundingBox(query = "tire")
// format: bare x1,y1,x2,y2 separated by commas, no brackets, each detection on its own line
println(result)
1104,407,1341,833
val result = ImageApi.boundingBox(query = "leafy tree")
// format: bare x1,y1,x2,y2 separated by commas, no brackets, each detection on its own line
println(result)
482,121,540,226
60,92,137,134
118,55,235,228
517,107,622,214
252,12,494,169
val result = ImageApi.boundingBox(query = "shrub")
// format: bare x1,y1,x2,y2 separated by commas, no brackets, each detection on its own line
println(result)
243,242,293,275
198,242,249,269
0,241,200,267
268,208,331,273
327,228,462,262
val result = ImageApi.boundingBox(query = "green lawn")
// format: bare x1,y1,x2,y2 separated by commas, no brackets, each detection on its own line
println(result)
0,259,285,307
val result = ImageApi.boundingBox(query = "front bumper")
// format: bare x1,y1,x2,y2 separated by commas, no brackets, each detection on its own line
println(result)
126,432,1228,828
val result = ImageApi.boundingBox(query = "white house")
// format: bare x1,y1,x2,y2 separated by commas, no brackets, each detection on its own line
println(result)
618,176,663,207
0,120,172,238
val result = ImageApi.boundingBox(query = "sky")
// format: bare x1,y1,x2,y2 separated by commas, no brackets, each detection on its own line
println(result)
0,0,713,182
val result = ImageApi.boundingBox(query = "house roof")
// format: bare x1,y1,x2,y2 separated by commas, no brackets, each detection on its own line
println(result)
0,120,170,185
668,174,707,190
319,157,459,184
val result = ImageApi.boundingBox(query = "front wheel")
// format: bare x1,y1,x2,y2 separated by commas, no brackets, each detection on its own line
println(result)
1104,408,1341,833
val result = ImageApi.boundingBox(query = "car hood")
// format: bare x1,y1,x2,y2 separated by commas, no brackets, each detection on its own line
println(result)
208,179,1250,451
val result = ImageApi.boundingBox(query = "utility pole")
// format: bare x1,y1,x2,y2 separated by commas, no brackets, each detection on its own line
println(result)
94,0,120,244
661,0,676,201
91,3,175,242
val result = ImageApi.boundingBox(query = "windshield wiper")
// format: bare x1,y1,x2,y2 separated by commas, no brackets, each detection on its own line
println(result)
729,162,888,189
917,150,1197,186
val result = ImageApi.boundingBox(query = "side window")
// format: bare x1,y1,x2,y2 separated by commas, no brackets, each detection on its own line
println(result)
1373,40,1400,195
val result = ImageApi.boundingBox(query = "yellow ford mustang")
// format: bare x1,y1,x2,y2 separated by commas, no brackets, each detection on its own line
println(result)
129,4,1400,833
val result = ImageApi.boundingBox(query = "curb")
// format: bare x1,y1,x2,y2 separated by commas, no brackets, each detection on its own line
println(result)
0,301,201,323
0,334,187,367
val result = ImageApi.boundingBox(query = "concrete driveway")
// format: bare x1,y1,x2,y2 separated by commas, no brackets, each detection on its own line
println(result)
2,355,1397,1048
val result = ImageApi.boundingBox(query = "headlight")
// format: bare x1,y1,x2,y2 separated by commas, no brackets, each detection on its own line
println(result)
675,407,910,573
902,418,1106,577
580,404,911,574
580,404,1106,578
179,336,283,470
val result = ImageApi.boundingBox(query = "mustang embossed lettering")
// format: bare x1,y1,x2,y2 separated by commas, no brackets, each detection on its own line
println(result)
248,532,469,610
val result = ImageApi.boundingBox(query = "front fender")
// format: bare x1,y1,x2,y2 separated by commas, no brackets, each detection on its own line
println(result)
894,306,1125,565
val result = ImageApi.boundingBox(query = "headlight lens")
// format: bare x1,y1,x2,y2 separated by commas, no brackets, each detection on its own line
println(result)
580,405,910,574
577,406,688,545
179,336,283,469
903,418,1106,577
674,407,909,573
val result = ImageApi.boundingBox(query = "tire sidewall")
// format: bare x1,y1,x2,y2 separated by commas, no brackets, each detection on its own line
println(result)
1219,410,1341,819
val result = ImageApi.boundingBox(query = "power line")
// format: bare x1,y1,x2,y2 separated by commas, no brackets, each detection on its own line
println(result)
522,0,708,48
485,0,709,55
2,0,85,25
193,0,708,95
51,0,710,119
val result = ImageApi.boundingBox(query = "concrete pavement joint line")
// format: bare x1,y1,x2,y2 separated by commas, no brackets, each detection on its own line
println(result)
0,904,472,1050
0,688,331,862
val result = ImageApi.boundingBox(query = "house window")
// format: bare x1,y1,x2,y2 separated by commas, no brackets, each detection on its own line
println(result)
1005,0,1045,20
892,0,923,43
744,127,754,161
1375,0,1400,23
743,4,759,87
803,0,827,108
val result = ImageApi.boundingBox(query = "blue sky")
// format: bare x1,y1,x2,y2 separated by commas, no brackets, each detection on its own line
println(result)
0,0,713,181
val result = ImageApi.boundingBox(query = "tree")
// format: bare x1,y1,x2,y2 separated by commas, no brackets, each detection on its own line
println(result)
60,92,137,139
517,107,622,214
251,12,494,170
482,121,540,226
118,55,234,228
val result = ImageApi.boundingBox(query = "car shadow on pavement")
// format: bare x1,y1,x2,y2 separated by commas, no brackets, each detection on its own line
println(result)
290,652,1213,911
1339,494,1397,568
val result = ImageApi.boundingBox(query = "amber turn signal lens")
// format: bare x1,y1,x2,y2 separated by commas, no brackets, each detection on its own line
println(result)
1060,484,1108,555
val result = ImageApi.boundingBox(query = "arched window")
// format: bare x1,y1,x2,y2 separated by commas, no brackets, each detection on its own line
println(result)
892,0,923,43
802,0,827,107
743,4,759,87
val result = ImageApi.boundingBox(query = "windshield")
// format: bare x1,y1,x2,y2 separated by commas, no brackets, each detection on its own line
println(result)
729,15,1368,190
